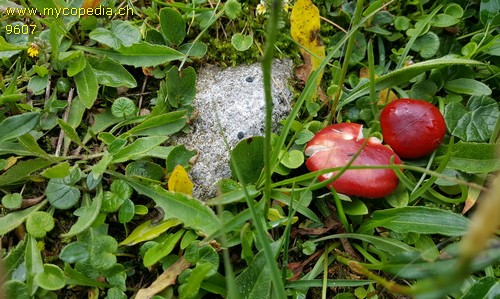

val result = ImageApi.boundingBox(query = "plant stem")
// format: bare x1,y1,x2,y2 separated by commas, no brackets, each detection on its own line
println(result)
261,0,287,297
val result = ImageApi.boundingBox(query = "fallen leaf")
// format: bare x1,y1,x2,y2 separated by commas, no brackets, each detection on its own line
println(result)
168,165,194,196
135,257,190,299
291,0,325,94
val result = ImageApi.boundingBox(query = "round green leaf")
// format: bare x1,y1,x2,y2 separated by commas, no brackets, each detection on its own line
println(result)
225,0,242,20
430,13,459,27
230,136,264,184
280,150,304,169
178,42,208,58
46,178,81,210
302,240,317,255
118,198,135,224
111,97,136,118
134,205,149,215
90,235,118,271
2,193,22,209
385,183,409,208
3,280,29,299
411,32,439,58
444,3,464,18
26,211,55,238
231,33,253,51
101,180,133,213
59,241,89,263
35,264,66,291
343,197,369,216
394,16,410,31
409,80,438,100
126,161,164,180
166,145,197,172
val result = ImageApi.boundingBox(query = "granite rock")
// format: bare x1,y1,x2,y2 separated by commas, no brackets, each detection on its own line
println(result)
172,59,293,200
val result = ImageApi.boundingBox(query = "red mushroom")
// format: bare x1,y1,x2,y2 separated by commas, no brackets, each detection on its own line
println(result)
305,123,402,198
380,99,446,159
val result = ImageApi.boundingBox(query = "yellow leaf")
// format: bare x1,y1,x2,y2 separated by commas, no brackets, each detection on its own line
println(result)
359,67,398,105
168,165,194,196
290,0,325,90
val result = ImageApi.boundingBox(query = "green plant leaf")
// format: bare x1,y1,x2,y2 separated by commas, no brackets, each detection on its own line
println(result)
160,8,186,45
378,242,500,279
111,97,136,118
59,242,89,264
34,264,65,291
89,20,141,49
118,198,135,224
119,218,182,246
0,158,54,186
224,0,242,20
46,171,81,210
280,150,304,169
166,145,197,172
87,56,137,88
343,198,368,216
62,188,103,237
411,32,439,58
76,42,185,67
114,173,221,236
184,242,219,271
2,193,22,209
111,136,170,163
66,51,86,77
125,110,187,137
57,119,90,152
178,262,212,299
444,78,492,95
126,161,164,180
89,235,118,271
480,0,500,25
26,211,55,238
143,229,184,267
0,112,40,143
444,95,499,142
446,141,500,173
231,33,253,51
101,180,133,213
3,280,29,299
41,162,71,179
461,277,500,299
178,42,208,58
341,58,483,108
230,136,264,184
166,66,197,108
25,234,44,295
75,62,99,109
369,207,470,236
0,200,47,235
235,242,280,298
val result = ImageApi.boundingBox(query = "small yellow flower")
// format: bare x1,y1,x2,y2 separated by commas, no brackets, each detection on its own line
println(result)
27,43,39,58
256,1,267,15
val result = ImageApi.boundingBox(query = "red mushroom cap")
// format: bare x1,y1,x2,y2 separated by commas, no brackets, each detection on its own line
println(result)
305,123,402,198
380,99,446,159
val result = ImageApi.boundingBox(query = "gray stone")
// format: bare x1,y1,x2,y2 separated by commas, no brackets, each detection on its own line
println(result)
172,59,293,200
